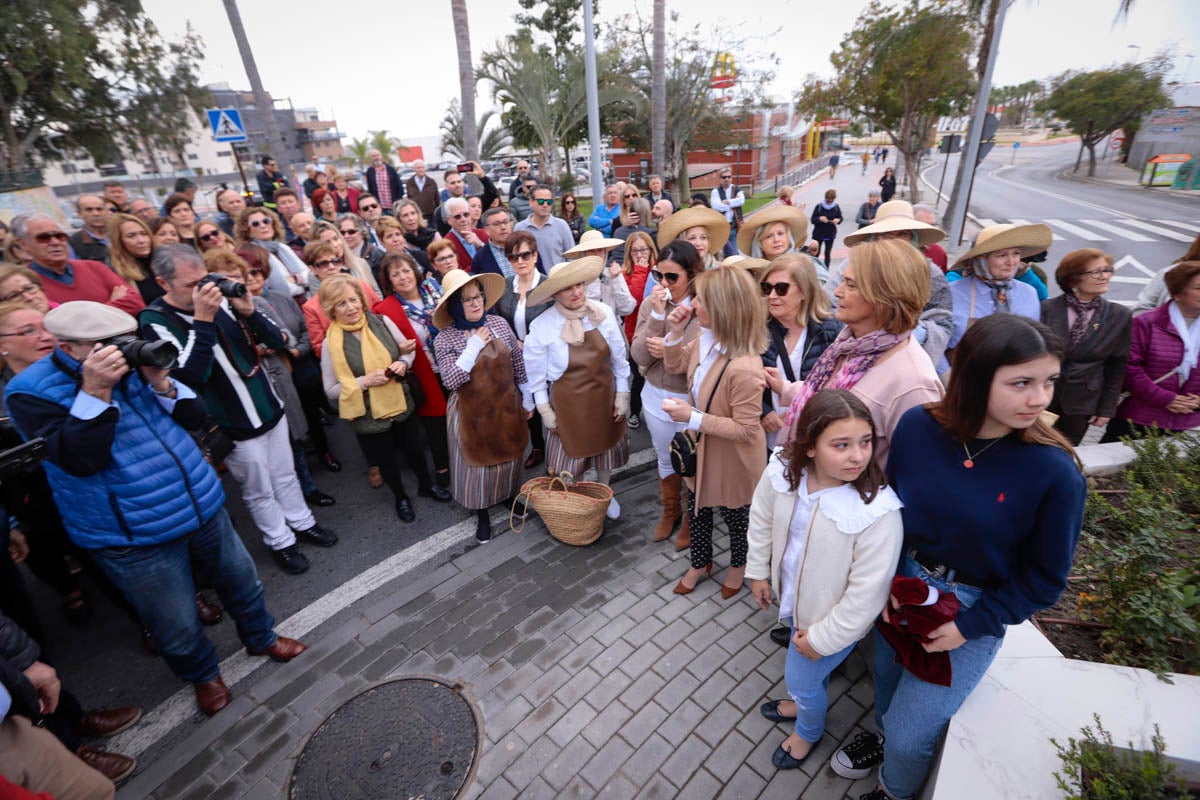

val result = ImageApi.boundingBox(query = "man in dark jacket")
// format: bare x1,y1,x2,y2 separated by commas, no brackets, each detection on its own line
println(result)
255,156,289,210
364,149,404,212
67,195,111,263
404,159,439,219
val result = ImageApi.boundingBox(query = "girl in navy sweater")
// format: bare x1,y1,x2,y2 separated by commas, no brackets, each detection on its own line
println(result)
829,314,1087,800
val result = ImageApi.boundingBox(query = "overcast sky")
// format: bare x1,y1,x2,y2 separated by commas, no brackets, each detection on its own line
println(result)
142,0,1199,146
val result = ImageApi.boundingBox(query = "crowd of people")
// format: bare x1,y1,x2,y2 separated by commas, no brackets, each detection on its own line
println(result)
0,151,1196,800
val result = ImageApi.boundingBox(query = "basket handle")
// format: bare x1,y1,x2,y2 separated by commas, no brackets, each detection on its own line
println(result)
509,491,531,533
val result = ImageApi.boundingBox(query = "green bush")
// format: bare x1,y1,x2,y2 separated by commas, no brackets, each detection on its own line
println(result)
1053,714,1191,800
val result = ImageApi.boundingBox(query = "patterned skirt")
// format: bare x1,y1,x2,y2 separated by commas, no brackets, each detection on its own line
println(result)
544,429,630,478
447,394,523,510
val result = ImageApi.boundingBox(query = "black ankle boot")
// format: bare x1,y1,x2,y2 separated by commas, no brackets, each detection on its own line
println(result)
475,509,492,543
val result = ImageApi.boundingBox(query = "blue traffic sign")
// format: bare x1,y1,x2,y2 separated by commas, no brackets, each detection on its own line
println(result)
207,108,247,143
1012,141,1021,149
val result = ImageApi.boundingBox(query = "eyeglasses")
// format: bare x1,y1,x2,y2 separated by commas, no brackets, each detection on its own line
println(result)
459,294,485,305
249,219,272,228
630,247,651,255
624,193,637,199
1,285,40,303
720,174,732,180
434,253,458,263
0,326,43,338
312,258,344,269
651,269,683,284
199,230,221,242
358,203,379,212
450,212,470,220
760,281,793,297
534,198,554,206
511,251,536,262
339,228,359,236
33,231,68,243
1082,268,1115,278
249,269,265,277
564,199,576,205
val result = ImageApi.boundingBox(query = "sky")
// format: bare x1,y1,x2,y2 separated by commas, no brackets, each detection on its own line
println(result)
142,0,1200,149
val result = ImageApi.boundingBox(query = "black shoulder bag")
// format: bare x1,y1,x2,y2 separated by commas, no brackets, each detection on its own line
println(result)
670,358,731,477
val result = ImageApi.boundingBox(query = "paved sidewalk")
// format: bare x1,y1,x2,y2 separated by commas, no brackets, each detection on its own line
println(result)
116,462,882,800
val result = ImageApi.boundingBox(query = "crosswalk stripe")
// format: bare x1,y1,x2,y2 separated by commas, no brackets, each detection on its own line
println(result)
1009,218,1064,240
1109,275,1150,284
1113,219,1195,243
1078,220,1154,242
1045,219,1110,241
1153,219,1200,235
975,218,999,228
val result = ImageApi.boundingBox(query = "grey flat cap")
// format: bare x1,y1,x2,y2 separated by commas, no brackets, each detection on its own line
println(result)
44,301,137,340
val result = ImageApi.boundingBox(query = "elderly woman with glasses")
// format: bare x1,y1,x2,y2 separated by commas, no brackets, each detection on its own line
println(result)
0,266,53,312
312,220,381,297
426,239,463,282
338,213,385,276
235,207,310,299
301,241,382,358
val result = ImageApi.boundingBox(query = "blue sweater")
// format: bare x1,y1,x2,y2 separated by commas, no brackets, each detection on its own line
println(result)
886,406,1086,639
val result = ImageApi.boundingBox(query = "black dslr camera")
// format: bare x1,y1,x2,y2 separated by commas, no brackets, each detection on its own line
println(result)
199,274,248,298
108,336,179,369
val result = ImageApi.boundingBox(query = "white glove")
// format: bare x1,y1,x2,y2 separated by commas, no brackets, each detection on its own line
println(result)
614,391,630,419
537,402,557,431
455,334,487,373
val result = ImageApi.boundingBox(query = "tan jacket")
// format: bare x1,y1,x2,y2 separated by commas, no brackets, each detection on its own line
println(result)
630,300,700,394
665,339,766,509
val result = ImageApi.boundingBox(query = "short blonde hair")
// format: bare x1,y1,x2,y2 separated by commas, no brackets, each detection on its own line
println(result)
374,215,404,238
846,239,930,336
202,248,250,280
760,253,831,325
392,199,428,229
317,274,366,319
694,266,767,358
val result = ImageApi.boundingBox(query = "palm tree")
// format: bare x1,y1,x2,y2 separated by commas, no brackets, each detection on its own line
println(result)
346,138,372,168
439,100,510,162
451,0,479,162
651,0,666,177
222,0,284,159
367,130,402,161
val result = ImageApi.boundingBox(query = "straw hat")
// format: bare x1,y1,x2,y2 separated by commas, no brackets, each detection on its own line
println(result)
951,223,1054,269
736,206,809,256
721,255,771,272
526,256,606,307
431,269,506,329
843,200,946,248
563,230,623,259
655,207,730,254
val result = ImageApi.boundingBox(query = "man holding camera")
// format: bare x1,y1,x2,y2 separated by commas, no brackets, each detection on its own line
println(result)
4,301,306,718
138,245,338,576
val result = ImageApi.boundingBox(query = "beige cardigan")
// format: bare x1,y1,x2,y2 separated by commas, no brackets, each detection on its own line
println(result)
745,454,904,656
630,300,700,395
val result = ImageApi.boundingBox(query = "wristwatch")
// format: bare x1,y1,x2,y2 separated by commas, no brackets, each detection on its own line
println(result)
152,380,178,399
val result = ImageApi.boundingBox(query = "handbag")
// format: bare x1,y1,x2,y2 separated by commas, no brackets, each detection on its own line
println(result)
403,371,425,410
670,358,730,477
1117,368,1177,405
191,420,236,465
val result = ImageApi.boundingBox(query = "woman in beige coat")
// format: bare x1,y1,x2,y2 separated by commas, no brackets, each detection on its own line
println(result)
663,265,767,599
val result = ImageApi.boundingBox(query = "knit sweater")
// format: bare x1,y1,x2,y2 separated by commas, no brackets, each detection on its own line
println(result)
35,259,145,315
886,406,1086,640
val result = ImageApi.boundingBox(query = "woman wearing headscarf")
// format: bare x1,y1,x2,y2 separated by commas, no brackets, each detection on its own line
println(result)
524,256,631,520
433,270,530,543
737,206,824,284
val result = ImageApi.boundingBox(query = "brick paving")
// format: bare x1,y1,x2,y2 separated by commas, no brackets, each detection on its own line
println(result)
117,463,881,799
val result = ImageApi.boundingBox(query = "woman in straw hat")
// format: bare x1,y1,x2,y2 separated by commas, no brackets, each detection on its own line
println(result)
524,256,631,520
642,206,730,299
319,275,451,525
737,205,826,285
841,200,955,366
433,269,531,543
563,230,637,319
661,265,768,599
945,223,1052,369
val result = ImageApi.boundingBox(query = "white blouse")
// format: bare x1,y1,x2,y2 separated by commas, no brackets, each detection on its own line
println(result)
511,272,544,342
524,303,631,406
778,469,836,623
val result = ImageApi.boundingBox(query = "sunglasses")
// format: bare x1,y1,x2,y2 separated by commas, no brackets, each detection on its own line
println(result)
249,269,265,277
564,200,576,205
358,203,379,211
511,251,536,262
312,258,344,269
760,281,793,297
339,228,359,236
451,212,470,220
651,269,683,284
34,231,68,243
534,198,554,206
720,174,732,180
199,230,221,242
249,219,272,228
624,194,637,199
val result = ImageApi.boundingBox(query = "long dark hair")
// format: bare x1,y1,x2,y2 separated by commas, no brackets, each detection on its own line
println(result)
784,389,885,503
932,315,1074,454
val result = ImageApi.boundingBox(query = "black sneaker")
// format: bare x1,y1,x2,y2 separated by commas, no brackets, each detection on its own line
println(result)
858,791,890,800
295,524,338,547
418,484,452,502
304,490,336,507
475,514,492,543
830,731,884,779
271,545,310,575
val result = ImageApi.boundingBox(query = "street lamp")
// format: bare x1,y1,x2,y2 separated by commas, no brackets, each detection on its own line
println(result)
1127,44,1141,62
1184,54,1195,83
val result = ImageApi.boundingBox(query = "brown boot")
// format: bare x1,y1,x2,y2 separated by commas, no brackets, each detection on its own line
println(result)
674,487,692,552
652,475,683,542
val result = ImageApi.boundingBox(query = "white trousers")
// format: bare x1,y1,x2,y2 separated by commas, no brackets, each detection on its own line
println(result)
642,406,686,479
223,417,315,550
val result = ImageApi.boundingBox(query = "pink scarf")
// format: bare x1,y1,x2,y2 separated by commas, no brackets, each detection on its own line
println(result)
784,327,909,429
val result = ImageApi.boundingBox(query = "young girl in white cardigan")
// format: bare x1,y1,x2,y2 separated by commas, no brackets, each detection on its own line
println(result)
746,388,904,770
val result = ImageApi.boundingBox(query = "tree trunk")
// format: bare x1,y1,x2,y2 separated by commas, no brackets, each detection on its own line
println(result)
902,149,921,203
676,151,690,203
1086,141,1098,177
451,0,479,163
651,0,666,178
1074,139,1085,173
223,0,284,162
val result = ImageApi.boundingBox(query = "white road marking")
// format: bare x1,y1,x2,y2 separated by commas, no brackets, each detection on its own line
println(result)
109,446,659,758
1009,218,1064,240
1112,254,1156,278
1110,275,1151,284
1153,219,1200,234
1112,299,1136,307
975,218,999,228
1078,220,1154,242
1113,219,1195,243
1044,219,1110,241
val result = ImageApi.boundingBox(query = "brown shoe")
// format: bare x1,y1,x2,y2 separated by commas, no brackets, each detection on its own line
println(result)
76,745,136,784
523,448,544,470
247,636,307,663
75,706,142,738
195,592,223,626
367,466,383,489
194,676,232,717
674,488,692,552
652,475,683,542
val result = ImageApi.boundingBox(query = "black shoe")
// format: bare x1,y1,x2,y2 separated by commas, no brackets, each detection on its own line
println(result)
830,732,885,780
418,484,452,502
435,470,451,488
319,452,342,472
475,514,492,543
304,490,336,507
395,498,416,523
770,626,791,648
271,545,310,575
759,699,798,724
858,791,890,800
772,737,818,769
295,524,338,547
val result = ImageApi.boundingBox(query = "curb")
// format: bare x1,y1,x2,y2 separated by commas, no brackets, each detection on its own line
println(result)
1055,167,1200,201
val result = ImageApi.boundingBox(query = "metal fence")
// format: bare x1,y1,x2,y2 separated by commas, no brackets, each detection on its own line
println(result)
0,169,45,193
761,155,834,195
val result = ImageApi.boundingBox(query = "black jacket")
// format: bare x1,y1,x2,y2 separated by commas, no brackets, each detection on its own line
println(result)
67,230,108,263
760,316,844,417
365,164,404,205
0,612,41,719
1040,296,1132,418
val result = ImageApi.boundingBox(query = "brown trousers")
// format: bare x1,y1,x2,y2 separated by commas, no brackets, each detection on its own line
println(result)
0,716,113,800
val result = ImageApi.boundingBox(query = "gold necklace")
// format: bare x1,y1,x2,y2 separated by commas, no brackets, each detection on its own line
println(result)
962,438,1003,469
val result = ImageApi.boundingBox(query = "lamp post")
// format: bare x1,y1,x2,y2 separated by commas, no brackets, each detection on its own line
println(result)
1127,44,1141,63
1184,54,1195,83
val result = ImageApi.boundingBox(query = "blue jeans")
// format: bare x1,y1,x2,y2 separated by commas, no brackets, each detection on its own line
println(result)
783,618,856,743
872,554,1003,799
91,508,276,684
292,442,317,495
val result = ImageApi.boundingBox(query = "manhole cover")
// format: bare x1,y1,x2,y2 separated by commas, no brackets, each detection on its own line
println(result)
289,677,478,799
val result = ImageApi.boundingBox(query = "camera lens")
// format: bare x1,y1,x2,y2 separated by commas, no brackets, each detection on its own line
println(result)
109,336,179,369
201,274,248,298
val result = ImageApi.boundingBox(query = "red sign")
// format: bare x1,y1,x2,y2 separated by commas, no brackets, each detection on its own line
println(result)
819,119,850,127
397,145,424,163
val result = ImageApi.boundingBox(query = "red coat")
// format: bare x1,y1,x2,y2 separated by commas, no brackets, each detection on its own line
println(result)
373,294,447,417
623,264,651,340
335,186,361,214
446,229,489,272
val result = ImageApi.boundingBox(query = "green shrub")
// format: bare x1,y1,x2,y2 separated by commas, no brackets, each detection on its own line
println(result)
1053,714,1191,800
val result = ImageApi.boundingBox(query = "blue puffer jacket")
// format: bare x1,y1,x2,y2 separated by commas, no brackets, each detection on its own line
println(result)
5,353,225,549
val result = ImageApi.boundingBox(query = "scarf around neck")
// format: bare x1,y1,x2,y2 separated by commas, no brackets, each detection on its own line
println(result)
1064,292,1102,349
971,258,1013,312
784,327,908,428
556,300,607,346
326,314,408,421
1168,301,1200,383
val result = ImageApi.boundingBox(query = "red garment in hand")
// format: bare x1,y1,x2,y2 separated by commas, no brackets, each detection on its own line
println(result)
0,776,54,800
875,575,960,687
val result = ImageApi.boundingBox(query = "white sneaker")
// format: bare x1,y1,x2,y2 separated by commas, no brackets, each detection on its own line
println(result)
606,497,621,519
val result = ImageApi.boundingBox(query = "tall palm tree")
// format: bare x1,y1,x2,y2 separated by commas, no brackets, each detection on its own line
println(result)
439,100,510,162
651,0,666,177
368,130,402,160
451,0,479,162
347,138,372,167
223,0,284,159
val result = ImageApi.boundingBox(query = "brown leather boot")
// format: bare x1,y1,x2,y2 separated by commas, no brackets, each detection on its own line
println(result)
76,745,136,784
652,475,683,542
674,487,692,552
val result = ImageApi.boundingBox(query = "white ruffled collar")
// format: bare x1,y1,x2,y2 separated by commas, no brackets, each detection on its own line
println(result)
765,448,902,534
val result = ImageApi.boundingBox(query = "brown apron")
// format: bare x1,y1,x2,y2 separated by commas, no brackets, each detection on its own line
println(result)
456,338,529,466
550,328,625,458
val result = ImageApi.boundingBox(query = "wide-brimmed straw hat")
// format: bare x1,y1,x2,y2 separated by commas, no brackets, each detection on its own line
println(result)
656,207,730,254
736,206,809,256
563,230,623,259
432,269,505,329
951,223,1054,269
843,200,946,248
527,256,605,307
721,254,771,272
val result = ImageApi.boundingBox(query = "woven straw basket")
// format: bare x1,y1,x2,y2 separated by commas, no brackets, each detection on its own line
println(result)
509,473,612,546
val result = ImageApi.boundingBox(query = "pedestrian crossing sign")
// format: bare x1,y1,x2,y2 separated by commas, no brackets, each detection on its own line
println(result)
207,108,248,143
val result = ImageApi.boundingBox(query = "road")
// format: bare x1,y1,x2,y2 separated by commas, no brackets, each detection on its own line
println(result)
921,142,1200,305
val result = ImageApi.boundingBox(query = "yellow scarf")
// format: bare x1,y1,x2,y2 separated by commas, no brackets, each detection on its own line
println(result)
326,314,408,420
